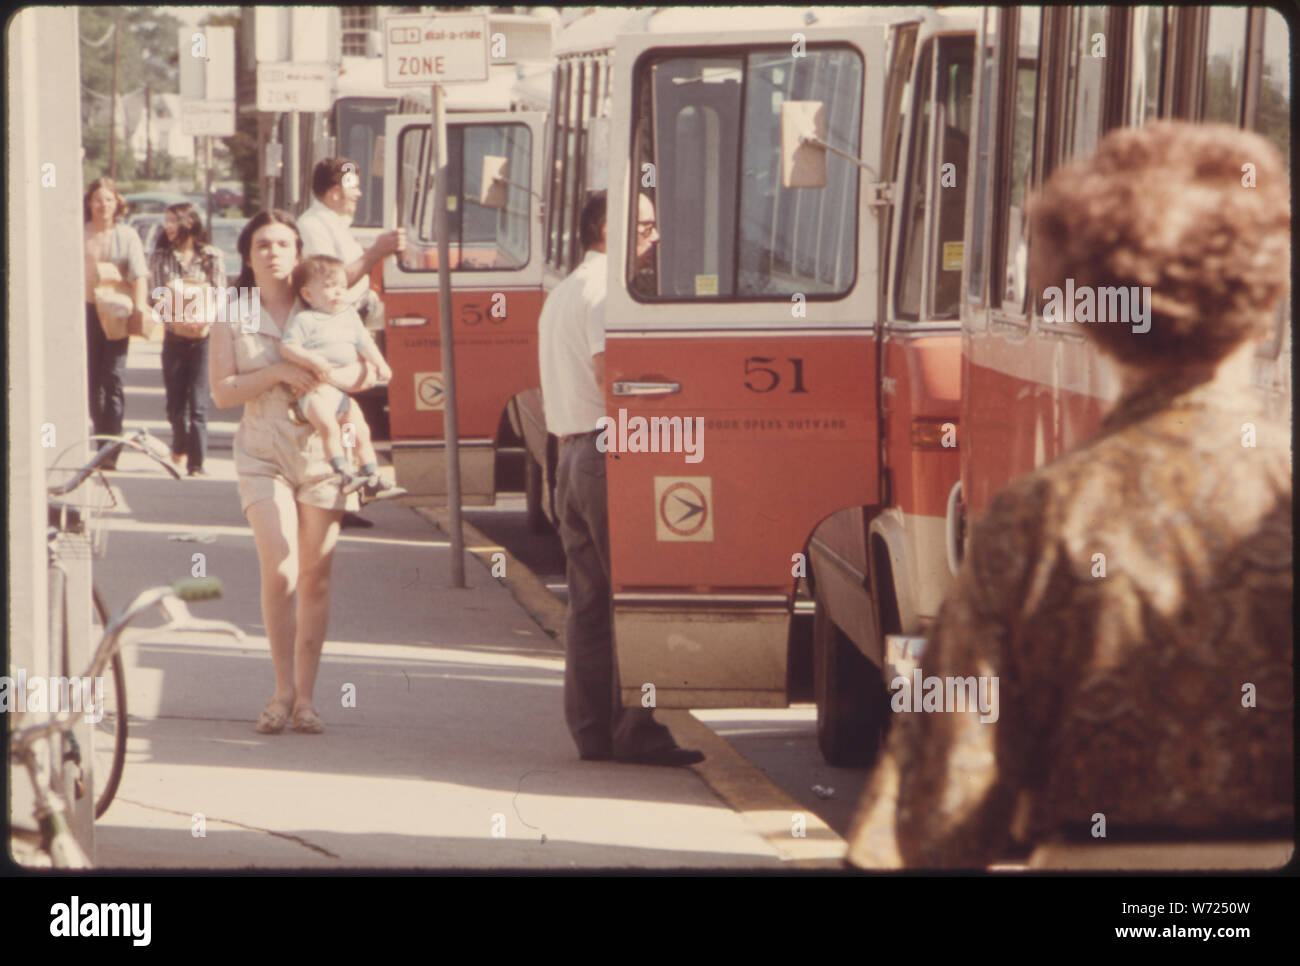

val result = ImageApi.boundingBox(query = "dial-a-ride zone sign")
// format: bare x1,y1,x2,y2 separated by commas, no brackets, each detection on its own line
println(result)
384,13,489,87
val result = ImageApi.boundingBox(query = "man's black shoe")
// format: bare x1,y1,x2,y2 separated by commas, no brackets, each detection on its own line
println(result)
340,511,374,529
617,747,705,767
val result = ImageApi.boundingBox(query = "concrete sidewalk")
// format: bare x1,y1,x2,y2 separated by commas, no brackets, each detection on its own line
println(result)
88,339,793,869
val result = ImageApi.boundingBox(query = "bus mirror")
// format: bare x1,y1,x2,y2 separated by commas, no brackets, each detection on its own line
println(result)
781,101,827,189
480,155,509,209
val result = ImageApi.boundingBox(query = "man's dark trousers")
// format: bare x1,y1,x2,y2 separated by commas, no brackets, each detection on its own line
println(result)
555,431,677,759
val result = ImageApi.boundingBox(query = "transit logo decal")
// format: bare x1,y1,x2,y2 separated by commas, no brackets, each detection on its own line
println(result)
414,371,444,411
655,477,713,542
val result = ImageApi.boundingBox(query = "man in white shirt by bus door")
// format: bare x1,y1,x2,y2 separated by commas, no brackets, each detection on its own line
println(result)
296,156,405,528
538,190,704,767
296,157,405,326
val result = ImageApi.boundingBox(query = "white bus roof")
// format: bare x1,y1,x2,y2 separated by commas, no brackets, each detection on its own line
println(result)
555,6,978,57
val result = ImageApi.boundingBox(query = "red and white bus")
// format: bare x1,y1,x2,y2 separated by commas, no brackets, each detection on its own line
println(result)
503,6,981,765
951,4,1291,559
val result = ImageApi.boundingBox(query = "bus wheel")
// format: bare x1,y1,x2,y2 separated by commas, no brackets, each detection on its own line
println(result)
813,602,888,767
524,451,547,533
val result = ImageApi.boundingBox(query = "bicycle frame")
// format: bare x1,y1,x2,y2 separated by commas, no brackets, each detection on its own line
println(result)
11,581,243,868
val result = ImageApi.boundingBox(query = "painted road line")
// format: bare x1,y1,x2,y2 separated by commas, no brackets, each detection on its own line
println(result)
415,505,848,868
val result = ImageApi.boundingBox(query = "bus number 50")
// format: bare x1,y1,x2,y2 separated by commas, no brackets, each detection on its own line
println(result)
744,357,808,394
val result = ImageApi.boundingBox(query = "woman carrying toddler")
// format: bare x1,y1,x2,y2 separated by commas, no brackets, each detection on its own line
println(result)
279,254,406,502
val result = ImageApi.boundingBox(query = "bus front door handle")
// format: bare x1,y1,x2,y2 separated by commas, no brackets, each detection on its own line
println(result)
612,381,681,396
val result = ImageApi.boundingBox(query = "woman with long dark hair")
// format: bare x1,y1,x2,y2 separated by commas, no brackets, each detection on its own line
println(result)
209,210,379,734
150,202,225,476
83,176,149,468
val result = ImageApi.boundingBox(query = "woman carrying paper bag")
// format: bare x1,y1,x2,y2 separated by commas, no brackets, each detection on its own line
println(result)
149,202,226,476
83,177,149,469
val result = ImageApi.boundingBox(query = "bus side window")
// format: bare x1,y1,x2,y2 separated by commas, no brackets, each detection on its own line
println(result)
882,22,919,301
1202,7,1249,124
895,35,972,322
1250,7,1290,365
544,66,560,266
1127,7,1165,126
561,62,585,271
1064,6,1108,160
894,42,933,321
994,7,1042,318
966,9,998,307
548,61,573,271
1253,7,1290,171
930,37,974,320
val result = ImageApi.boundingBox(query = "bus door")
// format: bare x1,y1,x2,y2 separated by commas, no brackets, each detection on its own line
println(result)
602,28,888,708
869,27,974,629
381,112,547,504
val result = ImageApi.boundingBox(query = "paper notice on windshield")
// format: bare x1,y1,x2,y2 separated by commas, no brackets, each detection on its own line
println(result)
694,274,718,296
943,240,963,272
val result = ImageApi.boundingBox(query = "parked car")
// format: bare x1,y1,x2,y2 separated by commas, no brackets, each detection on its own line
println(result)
124,191,189,215
213,186,244,211
127,212,166,253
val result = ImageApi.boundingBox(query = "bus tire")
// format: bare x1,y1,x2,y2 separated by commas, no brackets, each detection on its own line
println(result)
524,451,547,533
813,601,888,767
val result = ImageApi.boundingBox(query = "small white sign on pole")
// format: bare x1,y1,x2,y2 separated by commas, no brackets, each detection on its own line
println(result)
179,26,236,137
383,13,489,87
257,62,336,112
181,102,237,137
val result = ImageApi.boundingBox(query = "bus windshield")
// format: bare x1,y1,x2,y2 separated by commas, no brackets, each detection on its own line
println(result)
335,97,396,229
630,46,863,301
397,122,532,272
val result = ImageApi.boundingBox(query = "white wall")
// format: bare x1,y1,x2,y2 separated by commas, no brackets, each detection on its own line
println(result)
7,6,97,853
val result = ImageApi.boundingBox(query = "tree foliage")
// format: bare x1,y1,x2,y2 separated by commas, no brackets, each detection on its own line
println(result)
80,7,182,179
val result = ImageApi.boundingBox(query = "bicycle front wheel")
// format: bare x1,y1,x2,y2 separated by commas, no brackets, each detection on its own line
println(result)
91,587,127,819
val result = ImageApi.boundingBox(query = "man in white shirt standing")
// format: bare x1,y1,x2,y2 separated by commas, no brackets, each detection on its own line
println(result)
297,157,405,527
538,190,703,766
296,157,405,326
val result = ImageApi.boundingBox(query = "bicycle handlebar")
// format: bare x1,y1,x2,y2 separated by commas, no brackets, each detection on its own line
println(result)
48,429,181,497
10,578,243,756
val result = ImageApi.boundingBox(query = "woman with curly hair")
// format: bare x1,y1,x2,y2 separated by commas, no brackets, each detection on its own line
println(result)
150,202,226,476
848,122,1292,870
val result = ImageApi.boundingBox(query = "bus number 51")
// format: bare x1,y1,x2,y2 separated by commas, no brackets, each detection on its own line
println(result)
744,357,808,394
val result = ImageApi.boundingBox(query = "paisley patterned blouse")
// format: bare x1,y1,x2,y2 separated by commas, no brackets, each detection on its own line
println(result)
847,371,1293,868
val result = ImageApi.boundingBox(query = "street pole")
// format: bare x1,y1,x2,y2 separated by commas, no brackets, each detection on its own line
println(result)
145,84,152,178
267,116,280,211
109,24,119,178
205,136,214,232
287,109,299,211
431,83,465,588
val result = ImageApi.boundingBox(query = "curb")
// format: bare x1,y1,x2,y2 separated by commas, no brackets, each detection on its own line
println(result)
414,505,847,868
413,507,566,642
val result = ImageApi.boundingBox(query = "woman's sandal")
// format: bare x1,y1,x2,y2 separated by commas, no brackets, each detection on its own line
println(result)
291,706,325,735
255,700,292,735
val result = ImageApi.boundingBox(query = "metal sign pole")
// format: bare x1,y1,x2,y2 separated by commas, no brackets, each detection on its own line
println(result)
431,82,465,588
205,136,214,230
